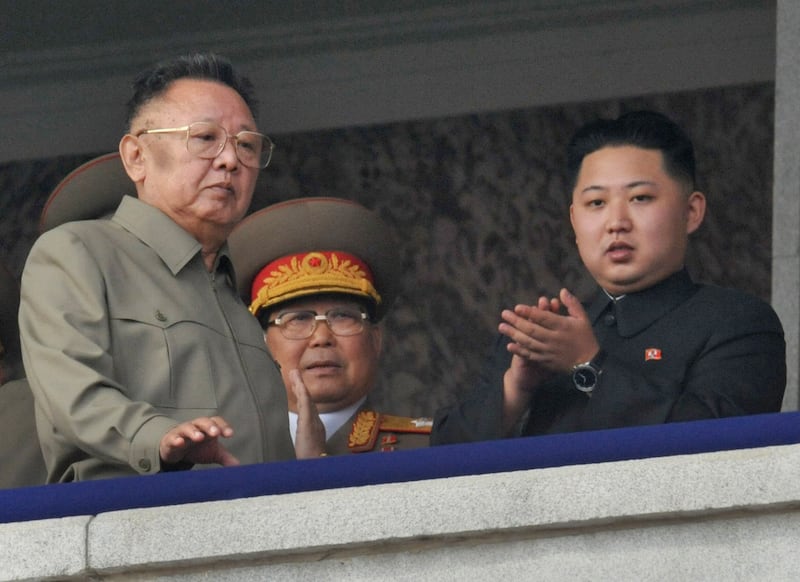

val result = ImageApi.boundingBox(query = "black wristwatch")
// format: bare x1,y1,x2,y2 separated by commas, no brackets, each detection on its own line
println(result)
571,350,606,394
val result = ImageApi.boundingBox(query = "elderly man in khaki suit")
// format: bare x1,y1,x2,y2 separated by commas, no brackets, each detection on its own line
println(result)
19,53,301,482
229,197,431,455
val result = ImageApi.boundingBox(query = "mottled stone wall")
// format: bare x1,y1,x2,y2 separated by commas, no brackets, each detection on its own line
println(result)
0,82,775,418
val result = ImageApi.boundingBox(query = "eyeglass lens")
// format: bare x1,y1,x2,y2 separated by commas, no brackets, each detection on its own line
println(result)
187,122,272,169
274,308,366,339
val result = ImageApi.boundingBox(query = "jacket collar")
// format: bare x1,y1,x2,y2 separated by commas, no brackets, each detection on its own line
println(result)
112,195,233,277
586,269,698,337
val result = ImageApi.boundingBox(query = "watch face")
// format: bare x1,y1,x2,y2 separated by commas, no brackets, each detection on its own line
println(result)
573,366,597,392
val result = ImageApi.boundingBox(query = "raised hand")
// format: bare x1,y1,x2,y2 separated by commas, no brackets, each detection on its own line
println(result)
497,289,599,435
289,369,327,459
501,288,599,374
159,416,239,468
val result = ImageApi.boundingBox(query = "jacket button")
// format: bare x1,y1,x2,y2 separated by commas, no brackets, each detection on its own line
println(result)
138,458,151,471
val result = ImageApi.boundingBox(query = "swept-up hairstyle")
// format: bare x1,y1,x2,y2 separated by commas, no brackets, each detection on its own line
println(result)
125,53,258,128
566,110,696,192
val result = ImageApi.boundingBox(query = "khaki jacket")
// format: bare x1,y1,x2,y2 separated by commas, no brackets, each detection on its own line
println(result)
20,196,295,482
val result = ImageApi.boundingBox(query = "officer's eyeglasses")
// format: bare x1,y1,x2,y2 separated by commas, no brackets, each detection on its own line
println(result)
136,121,274,169
268,307,369,340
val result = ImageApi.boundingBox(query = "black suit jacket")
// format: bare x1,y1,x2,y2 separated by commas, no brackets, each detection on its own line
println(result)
431,269,787,444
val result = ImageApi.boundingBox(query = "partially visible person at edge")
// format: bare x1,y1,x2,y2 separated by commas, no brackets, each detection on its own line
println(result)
17,53,323,482
0,261,47,488
431,110,786,445
228,197,432,455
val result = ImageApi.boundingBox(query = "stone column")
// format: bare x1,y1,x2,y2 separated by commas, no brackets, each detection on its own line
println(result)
773,0,800,410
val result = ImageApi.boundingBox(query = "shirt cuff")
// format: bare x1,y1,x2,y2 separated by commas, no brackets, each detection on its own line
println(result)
128,415,183,475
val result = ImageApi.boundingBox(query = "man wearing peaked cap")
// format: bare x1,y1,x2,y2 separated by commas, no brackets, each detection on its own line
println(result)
229,197,432,455
19,53,299,483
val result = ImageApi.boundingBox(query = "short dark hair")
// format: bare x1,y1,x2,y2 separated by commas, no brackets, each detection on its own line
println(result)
125,53,258,128
566,110,696,192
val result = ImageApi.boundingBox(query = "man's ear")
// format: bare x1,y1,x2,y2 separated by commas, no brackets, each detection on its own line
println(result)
686,191,706,235
118,134,146,184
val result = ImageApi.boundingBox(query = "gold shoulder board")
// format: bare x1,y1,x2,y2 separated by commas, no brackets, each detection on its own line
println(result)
379,414,433,434
348,410,380,452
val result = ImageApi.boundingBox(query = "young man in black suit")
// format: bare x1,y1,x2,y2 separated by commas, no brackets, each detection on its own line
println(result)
431,110,786,443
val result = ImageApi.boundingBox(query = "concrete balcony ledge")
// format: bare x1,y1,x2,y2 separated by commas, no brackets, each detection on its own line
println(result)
2,413,800,580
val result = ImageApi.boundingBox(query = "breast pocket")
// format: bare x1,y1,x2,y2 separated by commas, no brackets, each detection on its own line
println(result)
111,307,219,411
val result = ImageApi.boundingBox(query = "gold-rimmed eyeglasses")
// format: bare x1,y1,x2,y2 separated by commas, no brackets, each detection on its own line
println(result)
136,121,274,169
268,307,369,340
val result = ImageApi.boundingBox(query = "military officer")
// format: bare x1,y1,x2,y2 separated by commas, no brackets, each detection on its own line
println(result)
229,197,432,455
